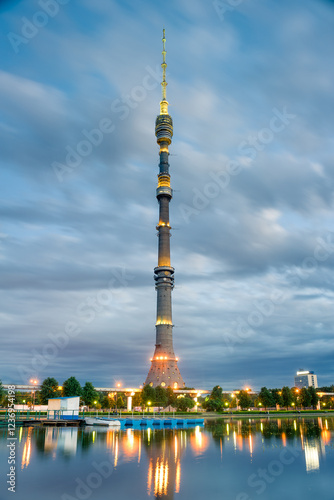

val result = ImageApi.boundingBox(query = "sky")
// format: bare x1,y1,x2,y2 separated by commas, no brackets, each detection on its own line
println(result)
1,0,334,391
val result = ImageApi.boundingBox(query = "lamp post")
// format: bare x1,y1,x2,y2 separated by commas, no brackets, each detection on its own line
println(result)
30,379,38,411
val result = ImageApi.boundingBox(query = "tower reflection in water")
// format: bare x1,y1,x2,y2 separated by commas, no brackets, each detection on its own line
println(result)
16,417,333,495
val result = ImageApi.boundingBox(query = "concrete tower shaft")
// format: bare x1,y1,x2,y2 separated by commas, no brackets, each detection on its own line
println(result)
145,30,185,389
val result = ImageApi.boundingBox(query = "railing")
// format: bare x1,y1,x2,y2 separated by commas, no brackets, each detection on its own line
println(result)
0,410,83,421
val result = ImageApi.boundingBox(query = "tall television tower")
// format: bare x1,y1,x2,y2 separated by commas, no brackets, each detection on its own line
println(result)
145,30,185,389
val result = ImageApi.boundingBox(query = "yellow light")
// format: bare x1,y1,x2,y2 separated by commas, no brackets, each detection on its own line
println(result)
58,386,62,390
148,401,151,406
164,356,167,360
94,401,97,404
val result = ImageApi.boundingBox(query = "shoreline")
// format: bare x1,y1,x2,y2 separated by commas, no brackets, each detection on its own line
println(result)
202,411,332,419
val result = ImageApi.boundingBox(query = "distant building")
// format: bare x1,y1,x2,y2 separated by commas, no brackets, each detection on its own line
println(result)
294,370,318,389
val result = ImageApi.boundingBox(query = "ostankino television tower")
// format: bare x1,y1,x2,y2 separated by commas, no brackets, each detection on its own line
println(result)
145,30,185,389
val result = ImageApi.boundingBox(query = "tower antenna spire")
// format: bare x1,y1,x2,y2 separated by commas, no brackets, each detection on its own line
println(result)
160,28,168,115
145,30,185,389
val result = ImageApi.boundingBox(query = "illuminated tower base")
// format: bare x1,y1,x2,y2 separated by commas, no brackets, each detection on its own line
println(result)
145,30,185,389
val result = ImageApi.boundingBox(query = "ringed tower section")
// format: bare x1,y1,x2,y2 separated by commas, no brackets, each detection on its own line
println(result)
145,30,185,389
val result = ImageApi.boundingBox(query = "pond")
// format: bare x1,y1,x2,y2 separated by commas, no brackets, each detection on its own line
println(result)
1,417,333,500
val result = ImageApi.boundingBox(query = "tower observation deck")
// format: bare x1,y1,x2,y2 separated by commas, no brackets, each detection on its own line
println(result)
144,30,185,389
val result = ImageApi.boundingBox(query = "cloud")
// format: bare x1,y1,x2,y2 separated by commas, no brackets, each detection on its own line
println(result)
0,0,333,390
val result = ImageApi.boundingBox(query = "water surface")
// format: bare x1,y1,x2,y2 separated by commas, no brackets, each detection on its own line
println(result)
1,417,333,500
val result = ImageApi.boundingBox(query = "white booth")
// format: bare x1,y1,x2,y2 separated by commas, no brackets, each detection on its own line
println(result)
47,396,80,420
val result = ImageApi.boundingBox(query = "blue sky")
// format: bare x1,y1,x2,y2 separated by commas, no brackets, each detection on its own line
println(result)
1,0,334,391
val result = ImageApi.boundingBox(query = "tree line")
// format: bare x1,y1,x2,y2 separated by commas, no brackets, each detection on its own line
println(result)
200,385,330,411
0,378,197,411
1,379,333,411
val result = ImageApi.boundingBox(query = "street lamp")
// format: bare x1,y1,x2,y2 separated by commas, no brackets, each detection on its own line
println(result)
30,379,38,411
147,401,151,413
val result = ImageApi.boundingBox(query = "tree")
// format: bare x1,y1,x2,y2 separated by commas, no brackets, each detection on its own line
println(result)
82,382,98,407
62,377,82,397
281,386,293,409
238,390,252,409
166,387,176,407
210,386,223,400
40,377,62,404
116,396,124,408
308,387,319,409
141,385,156,406
300,387,312,408
259,387,275,410
202,385,223,412
203,398,223,412
155,386,168,407
132,392,142,408
175,397,195,412
271,389,283,407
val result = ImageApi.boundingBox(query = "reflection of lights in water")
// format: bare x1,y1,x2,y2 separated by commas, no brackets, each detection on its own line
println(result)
154,458,169,497
233,430,237,451
260,422,263,432
304,440,320,473
106,429,115,450
294,420,297,431
321,430,331,446
19,427,23,443
21,428,32,469
127,428,134,448
282,432,287,448
190,426,209,455
220,438,223,461
147,427,151,444
249,435,253,456
325,420,328,430
175,459,181,494
138,435,141,464
174,435,178,462
92,431,96,443
226,423,229,435
237,435,243,451
147,458,153,496
122,429,139,460
114,434,119,468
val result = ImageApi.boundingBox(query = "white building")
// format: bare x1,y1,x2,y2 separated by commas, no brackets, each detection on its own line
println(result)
294,370,318,389
48,396,80,420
